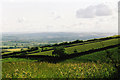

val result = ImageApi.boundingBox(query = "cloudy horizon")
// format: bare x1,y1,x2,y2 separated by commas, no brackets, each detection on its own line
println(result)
0,0,119,33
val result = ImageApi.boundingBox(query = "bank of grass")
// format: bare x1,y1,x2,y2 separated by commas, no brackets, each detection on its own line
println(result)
2,62,117,78
65,38,118,54
62,46,120,63
1,58,37,62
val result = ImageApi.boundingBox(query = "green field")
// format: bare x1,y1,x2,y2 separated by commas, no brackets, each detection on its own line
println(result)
2,36,119,56
62,47,120,63
2,62,117,78
2,36,120,78
6,48,27,52
2,46,120,78
28,38,119,56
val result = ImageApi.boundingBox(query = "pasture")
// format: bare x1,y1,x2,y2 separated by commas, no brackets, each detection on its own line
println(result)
2,36,120,78
28,38,119,56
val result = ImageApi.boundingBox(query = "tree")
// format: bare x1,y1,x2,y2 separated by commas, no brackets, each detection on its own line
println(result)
74,49,78,53
28,46,30,49
21,48,24,51
14,45,17,48
52,46,67,56
31,47,38,51
45,48,47,50
20,51,27,55
41,47,44,52
74,40,83,43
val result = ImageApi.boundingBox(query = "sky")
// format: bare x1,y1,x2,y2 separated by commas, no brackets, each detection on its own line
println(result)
0,0,119,33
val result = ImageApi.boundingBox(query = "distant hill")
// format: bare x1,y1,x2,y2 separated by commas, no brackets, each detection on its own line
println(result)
2,32,117,43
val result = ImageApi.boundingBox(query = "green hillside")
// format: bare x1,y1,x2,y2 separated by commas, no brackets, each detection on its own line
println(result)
2,35,119,57
2,35,120,78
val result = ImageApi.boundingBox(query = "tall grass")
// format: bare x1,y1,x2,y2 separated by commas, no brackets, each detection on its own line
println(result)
2,62,117,78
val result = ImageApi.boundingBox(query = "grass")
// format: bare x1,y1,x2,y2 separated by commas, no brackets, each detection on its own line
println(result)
1,48,27,55
28,38,119,56
6,48,27,52
2,38,119,56
2,46,119,63
2,46,120,78
2,36,120,78
29,50,53,56
2,62,117,78
65,38,118,54
62,47,120,63
1,58,37,62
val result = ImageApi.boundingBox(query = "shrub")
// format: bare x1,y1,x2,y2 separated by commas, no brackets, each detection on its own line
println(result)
74,49,78,53
52,46,67,56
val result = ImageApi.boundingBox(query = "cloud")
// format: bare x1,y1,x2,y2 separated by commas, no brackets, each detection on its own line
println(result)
95,4,112,16
76,6,96,18
51,11,61,20
54,16,61,20
76,4,112,18
17,17,25,23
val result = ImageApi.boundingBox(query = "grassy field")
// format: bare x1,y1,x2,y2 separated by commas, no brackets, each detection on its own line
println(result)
2,36,120,78
6,48,27,52
62,47,120,63
65,38,118,54
28,38,119,56
2,46,120,78
2,46,119,63
2,37,119,56
1,48,27,56
2,62,117,78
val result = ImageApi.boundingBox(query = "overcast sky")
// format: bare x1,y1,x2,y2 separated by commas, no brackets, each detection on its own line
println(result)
0,0,119,33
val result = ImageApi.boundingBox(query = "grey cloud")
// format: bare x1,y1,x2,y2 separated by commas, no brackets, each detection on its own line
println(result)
95,4,112,16
76,6,96,18
76,4,112,18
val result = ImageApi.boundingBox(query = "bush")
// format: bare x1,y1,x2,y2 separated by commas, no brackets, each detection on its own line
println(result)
30,47,38,51
20,51,27,55
52,46,67,56
70,40,83,44
74,49,78,53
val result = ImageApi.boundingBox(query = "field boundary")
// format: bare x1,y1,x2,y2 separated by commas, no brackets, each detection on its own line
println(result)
2,44,119,63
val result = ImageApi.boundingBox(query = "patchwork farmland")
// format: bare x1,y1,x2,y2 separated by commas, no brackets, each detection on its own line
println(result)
1,35,120,78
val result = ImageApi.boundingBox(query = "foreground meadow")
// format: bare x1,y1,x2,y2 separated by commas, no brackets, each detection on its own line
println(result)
2,36,120,78
2,62,117,78
2,47,120,78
